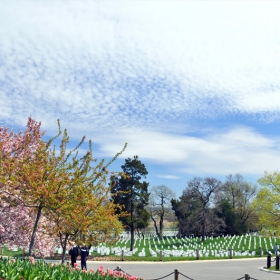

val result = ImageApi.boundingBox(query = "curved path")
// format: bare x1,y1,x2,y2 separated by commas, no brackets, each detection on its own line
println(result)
84,258,279,280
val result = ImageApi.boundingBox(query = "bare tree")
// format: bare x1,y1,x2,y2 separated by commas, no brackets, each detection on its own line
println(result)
188,177,222,242
215,174,244,208
148,185,175,237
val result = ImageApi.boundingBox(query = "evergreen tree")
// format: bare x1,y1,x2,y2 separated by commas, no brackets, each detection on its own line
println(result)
215,200,240,235
111,156,150,251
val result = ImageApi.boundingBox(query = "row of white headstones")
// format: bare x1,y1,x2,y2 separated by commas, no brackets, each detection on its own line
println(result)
90,233,277,257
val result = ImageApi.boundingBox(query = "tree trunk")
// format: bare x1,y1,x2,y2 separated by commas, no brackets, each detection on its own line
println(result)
201,208,206,242
28,204,43,256
130,177,134,251
159,197,165,238
60,233,69,264
159,214,164,238
130,223,134,251
151,215,160,237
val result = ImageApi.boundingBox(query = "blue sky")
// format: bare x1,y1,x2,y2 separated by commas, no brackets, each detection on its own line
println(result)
1,1,280,197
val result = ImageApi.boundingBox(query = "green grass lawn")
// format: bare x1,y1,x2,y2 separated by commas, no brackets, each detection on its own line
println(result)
3,234,278,262
1,246,23,258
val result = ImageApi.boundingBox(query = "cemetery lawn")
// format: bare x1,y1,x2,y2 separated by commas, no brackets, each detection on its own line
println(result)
83,234,277,261
3,234,278,261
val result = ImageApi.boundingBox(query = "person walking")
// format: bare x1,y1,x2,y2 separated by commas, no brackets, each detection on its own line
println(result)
80,243,89,270
69,244,80,267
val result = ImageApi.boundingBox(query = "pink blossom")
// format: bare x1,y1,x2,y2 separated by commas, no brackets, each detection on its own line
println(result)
0,118,58,257
29,257,35,265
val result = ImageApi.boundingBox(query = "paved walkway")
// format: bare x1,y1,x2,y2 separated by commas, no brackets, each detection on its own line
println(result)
82,258,278,280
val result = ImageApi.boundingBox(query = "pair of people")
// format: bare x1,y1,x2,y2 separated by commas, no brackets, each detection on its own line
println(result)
69,243,89,270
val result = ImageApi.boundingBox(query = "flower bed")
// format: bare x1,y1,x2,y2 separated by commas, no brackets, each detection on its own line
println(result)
0,257,142,280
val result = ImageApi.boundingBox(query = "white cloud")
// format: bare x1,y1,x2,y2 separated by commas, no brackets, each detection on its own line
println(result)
95,126,280,180
158,175,181,180
1,1,280,191
239,92,280,113
1,1,280,127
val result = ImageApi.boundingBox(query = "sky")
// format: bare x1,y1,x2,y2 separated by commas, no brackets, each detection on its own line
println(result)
1,1,280,197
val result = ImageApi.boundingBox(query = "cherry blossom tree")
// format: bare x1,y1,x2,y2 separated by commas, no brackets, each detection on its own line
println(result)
0,118,57,256
0,117,126,258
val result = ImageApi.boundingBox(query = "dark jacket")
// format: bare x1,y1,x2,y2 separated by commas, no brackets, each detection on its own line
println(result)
69,246,80,257
80,246,89,258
